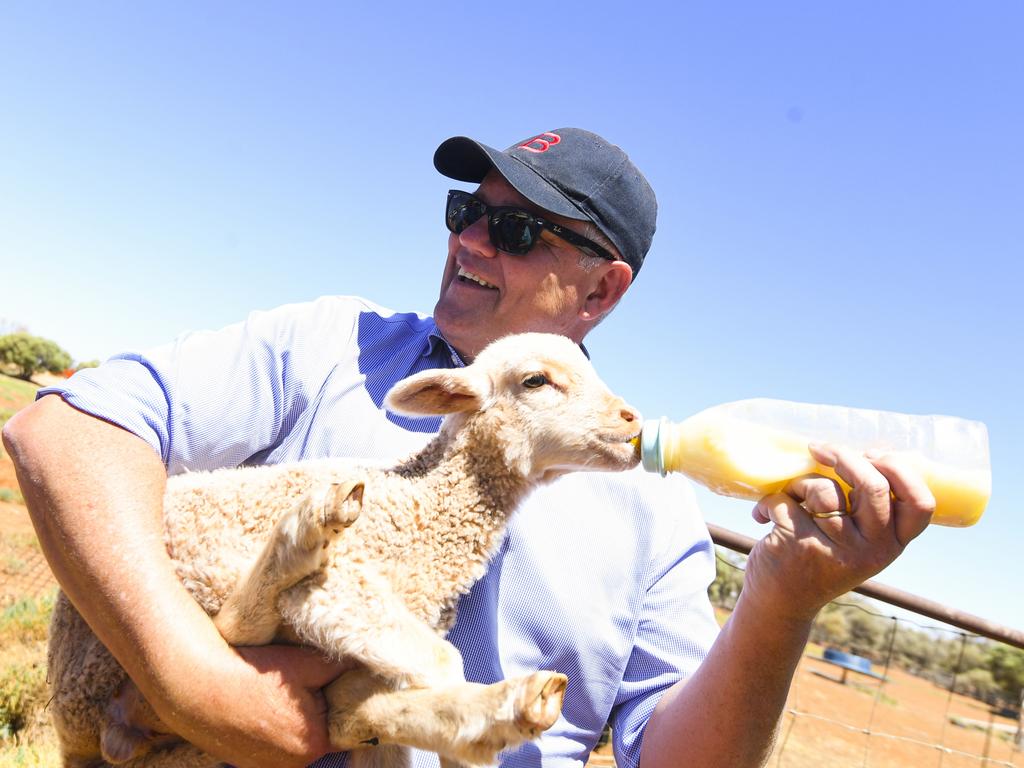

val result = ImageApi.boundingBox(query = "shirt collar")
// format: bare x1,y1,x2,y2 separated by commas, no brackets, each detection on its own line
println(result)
424,324,592,367
425,325,467,368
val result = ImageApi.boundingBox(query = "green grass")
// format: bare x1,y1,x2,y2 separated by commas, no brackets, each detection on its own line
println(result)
0,594,55,645
0,374,38,409
0,488,24,504
2,555,27,575
0,596,54,751
0,373,40,458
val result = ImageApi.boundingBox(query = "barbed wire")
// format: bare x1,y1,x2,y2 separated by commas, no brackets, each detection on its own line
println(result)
713,548,1023,767
779,707,1019,768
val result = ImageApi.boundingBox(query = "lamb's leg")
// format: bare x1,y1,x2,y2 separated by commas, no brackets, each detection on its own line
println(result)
100,677,182,764
281,566,467,689
325,667,568,767
214,479,364,644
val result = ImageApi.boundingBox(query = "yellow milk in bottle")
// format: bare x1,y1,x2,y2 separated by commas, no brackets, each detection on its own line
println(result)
637,400,991,528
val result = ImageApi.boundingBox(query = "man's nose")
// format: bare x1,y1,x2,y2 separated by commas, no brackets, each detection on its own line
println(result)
458,217,498,258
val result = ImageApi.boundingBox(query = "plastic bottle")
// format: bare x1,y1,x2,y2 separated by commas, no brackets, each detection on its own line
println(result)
637,399,991,527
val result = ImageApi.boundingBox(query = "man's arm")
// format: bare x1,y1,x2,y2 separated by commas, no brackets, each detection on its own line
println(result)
639,444,935,768
3,395,342,768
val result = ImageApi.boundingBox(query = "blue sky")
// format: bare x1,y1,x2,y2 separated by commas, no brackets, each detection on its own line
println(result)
2,3,1022,631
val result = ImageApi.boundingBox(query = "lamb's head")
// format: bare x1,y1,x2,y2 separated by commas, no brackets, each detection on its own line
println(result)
385,333,641,482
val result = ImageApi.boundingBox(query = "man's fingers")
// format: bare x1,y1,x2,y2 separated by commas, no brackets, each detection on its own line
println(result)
864,450,935,546
808,442,894,538
783,474,847,515
753,493,813,535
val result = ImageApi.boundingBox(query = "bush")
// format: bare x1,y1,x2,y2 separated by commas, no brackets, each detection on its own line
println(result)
0,660,47,740
0,334,72,382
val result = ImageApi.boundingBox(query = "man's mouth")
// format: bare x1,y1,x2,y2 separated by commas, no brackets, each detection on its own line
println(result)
457,266,498,289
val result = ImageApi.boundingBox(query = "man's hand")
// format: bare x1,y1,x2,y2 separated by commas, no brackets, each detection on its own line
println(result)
152,644,346,768
641,442,935,768
744,442,935,624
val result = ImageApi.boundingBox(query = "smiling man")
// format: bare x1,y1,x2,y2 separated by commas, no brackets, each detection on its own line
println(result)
4,127,933,768
432,130,642,362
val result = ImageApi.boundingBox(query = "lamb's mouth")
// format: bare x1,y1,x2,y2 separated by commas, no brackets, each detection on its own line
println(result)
596,431,644,463
458,266,497,289
600,429,643,444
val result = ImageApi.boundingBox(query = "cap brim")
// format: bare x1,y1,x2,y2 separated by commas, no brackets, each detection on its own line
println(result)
433,136,588,222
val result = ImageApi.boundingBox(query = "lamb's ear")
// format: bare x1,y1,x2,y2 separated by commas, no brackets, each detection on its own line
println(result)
385,368,489,416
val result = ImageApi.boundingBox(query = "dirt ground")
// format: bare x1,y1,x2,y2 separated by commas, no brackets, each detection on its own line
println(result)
585,655,1022,768
777,653,1021,767
0,457,57,606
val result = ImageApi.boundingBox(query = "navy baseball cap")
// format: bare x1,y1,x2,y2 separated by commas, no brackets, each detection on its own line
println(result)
433,128,657,278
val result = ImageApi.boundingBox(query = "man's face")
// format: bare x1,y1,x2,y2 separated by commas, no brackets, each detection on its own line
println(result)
434,172,608,362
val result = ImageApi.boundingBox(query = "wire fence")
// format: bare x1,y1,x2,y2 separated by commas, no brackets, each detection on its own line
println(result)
709,538,1023,768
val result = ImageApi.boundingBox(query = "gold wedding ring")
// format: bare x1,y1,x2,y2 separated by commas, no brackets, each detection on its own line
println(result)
810,509,850,519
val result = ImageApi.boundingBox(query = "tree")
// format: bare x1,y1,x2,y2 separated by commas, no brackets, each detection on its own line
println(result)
843,604,893,659
0,333,73,381
892,627,942,674
985,644,1024,704
811,603,850,648
955,667,999,702
707,547,745,610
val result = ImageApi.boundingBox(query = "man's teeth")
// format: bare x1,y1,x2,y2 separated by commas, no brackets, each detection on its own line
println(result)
458,266,497,289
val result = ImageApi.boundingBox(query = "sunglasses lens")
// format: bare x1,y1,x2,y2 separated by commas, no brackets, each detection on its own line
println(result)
446,192,484,234
491,211,536,255
446,191,545,257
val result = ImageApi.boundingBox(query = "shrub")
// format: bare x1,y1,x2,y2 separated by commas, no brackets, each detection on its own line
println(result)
0,334,72,382
0,659,47,740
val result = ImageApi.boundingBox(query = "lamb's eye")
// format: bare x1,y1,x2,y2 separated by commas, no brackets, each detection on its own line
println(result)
522,373,548,389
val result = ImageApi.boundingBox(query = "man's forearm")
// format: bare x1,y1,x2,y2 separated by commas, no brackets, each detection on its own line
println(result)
3,395,230,715
4,395,342,767
639,592,811,768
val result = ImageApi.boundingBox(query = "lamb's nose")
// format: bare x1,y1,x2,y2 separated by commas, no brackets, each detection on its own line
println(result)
620,404,640,423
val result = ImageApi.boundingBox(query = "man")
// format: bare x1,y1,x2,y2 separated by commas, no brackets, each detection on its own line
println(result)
3,128,933,768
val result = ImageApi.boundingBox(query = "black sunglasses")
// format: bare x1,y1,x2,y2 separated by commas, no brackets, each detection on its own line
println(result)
445,190,617,262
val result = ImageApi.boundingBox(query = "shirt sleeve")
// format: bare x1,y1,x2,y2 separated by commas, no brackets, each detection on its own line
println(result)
37,296,359,475
609,477,722,768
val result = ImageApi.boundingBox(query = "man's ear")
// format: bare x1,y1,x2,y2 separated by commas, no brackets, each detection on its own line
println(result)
581,261,633,321
384,368,489,416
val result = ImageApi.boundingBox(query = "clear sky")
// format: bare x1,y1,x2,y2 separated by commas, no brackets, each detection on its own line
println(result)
3,3,1021,631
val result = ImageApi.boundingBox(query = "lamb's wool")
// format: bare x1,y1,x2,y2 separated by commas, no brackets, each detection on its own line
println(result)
46,332,641,768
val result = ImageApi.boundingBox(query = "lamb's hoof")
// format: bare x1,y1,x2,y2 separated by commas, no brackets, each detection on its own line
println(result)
321,480,364,533
513,671,567,735
299,480,364,552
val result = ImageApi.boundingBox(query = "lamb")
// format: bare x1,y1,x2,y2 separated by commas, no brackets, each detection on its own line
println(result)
47,331,643,768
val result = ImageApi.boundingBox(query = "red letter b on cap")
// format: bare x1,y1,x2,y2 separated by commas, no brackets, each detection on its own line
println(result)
518,132,561,153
